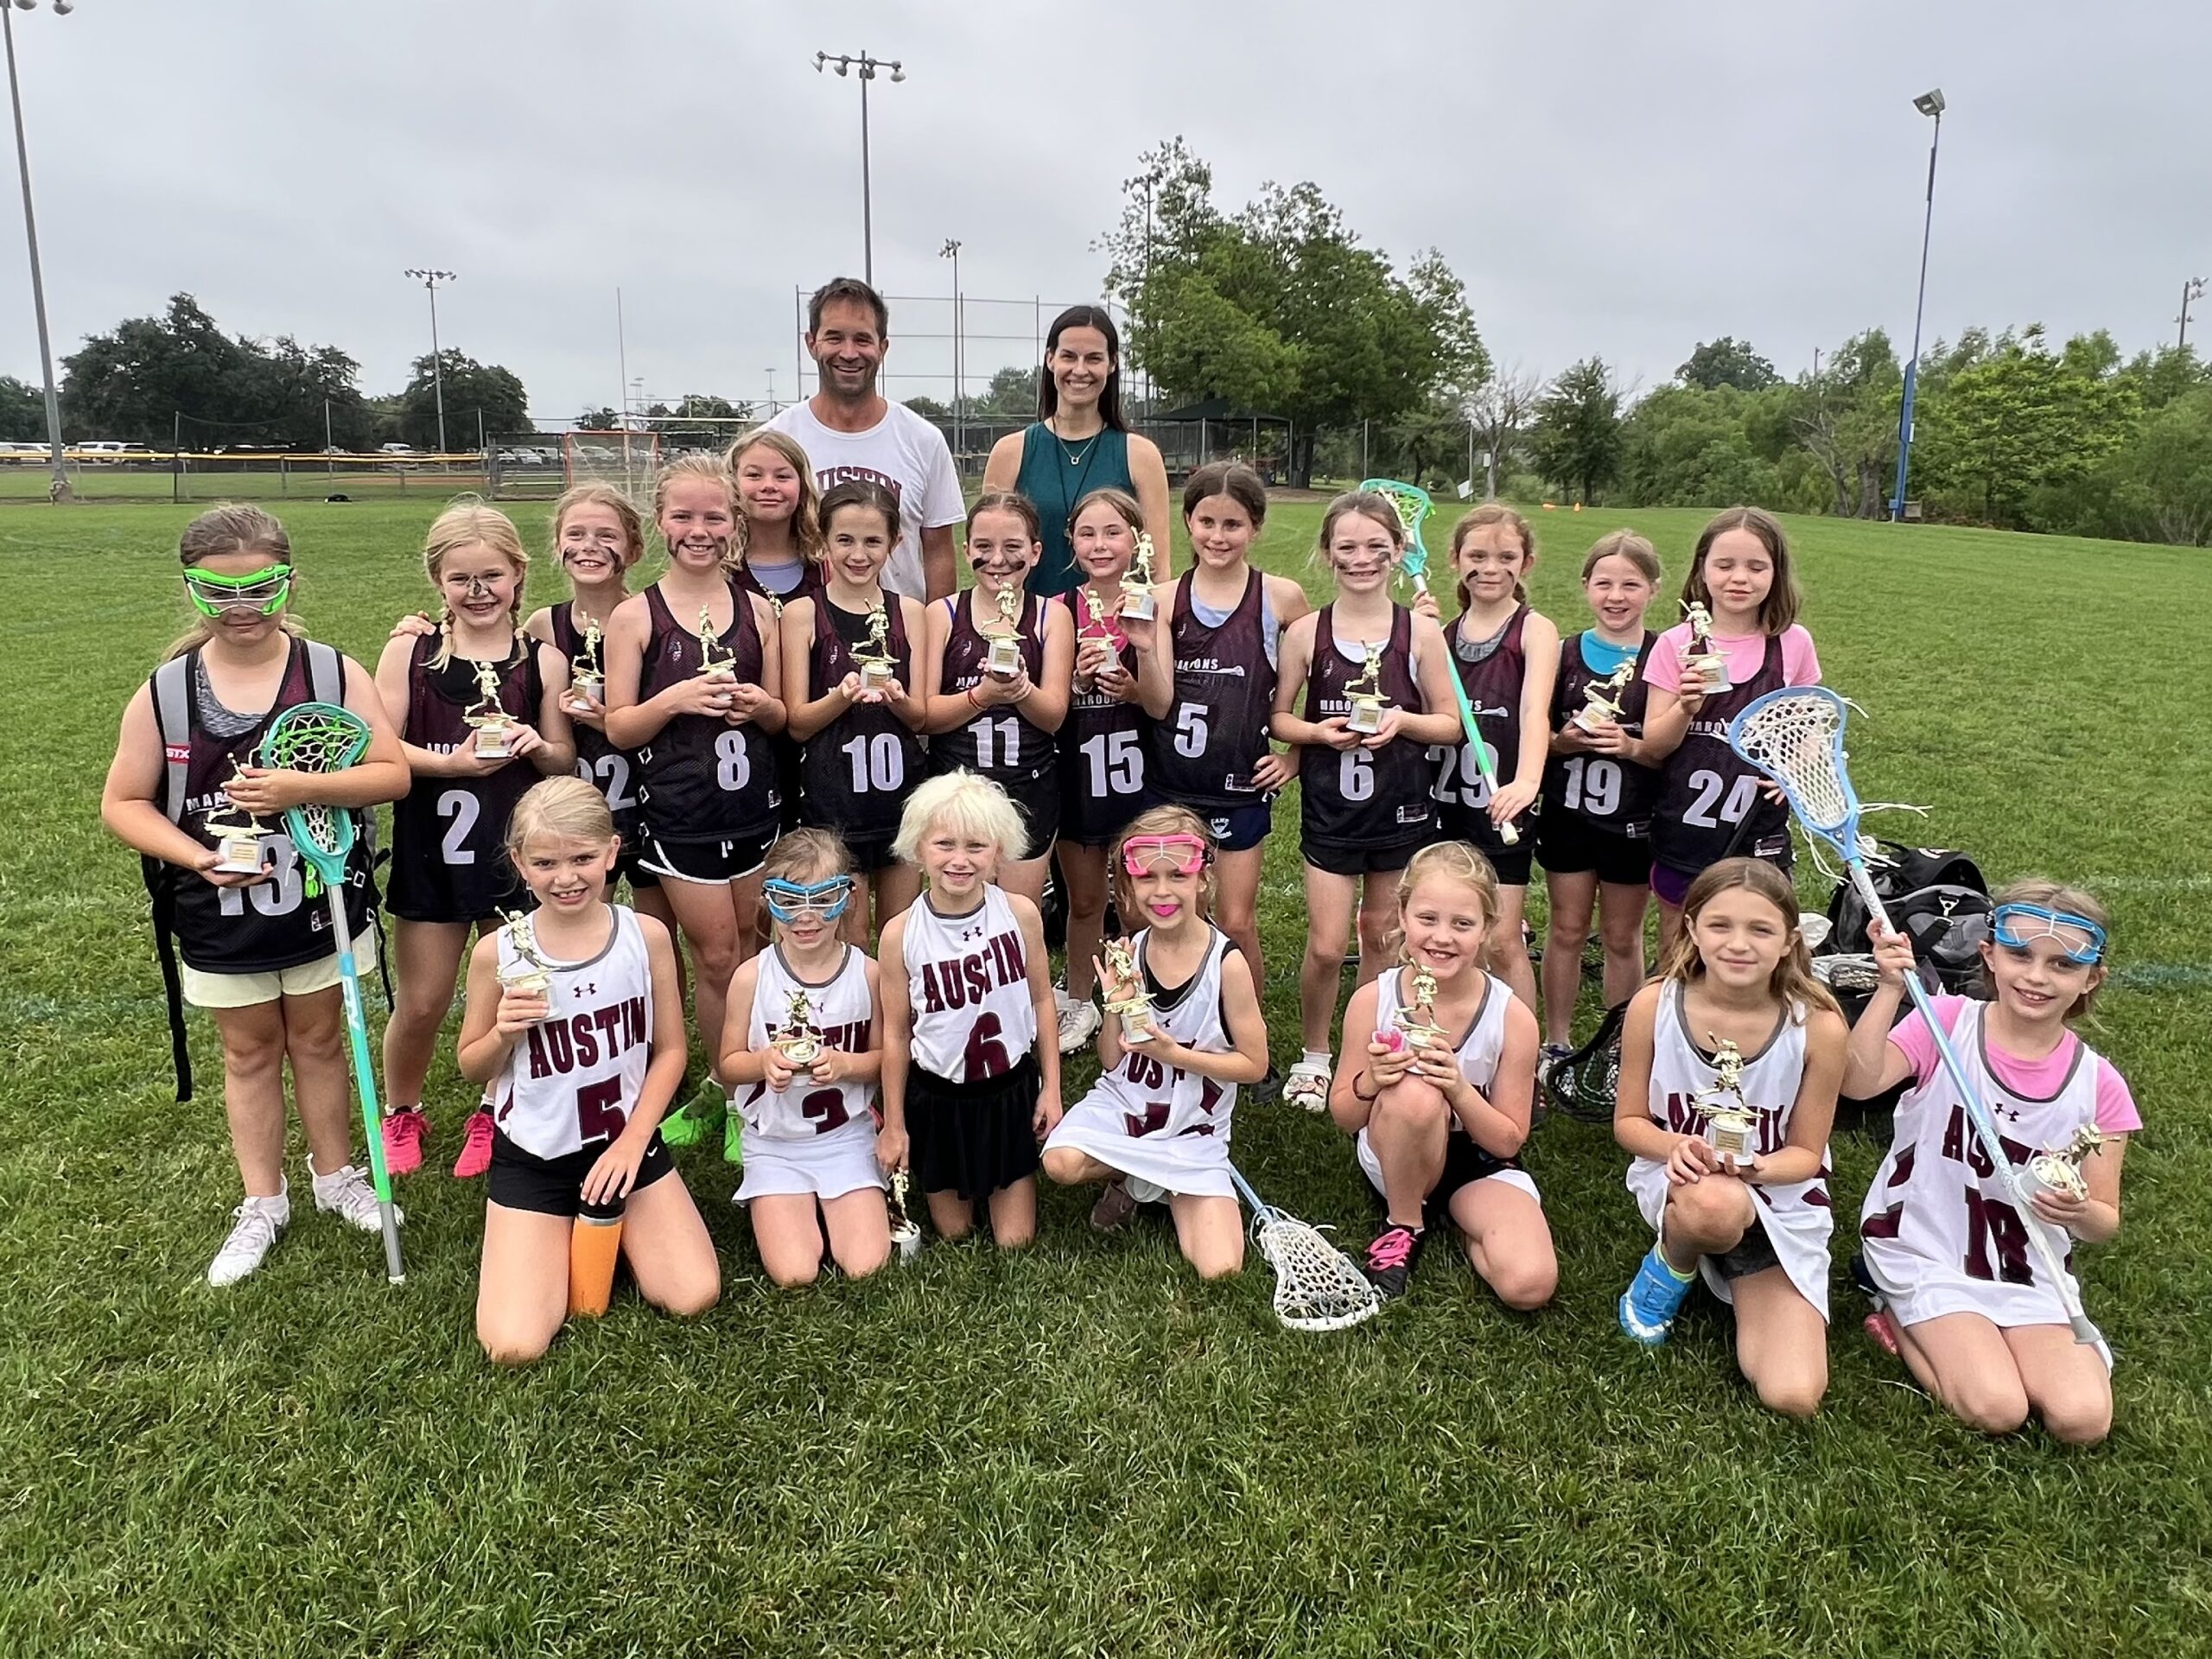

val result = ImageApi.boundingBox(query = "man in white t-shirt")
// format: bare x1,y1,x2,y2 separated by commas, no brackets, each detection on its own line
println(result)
766,277,962,602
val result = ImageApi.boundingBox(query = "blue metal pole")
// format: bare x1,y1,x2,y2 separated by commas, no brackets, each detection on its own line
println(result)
1891,111,1941,521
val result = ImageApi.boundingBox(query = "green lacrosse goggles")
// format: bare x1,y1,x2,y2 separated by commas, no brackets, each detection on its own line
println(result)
185,563,294,617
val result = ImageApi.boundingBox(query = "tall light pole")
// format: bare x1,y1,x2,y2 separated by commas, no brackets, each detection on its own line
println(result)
403,268,456,453
1889,87,1944,524
812,48,904,285
940,237,961,465
2179,276,2208,353
3,0,73,503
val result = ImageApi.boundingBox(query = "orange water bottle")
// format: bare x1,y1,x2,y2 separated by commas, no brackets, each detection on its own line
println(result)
568,1195,624,1319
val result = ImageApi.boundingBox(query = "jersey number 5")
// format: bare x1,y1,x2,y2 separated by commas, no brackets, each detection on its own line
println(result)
576,1076,629,1145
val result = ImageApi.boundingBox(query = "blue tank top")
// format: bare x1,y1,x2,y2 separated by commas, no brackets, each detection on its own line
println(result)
1012,422,1135,598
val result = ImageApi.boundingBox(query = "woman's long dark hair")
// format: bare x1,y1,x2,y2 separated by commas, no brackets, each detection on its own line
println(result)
1036,304,1125,432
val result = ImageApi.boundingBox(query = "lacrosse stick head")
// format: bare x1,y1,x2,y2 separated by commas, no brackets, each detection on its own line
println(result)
1726,687,1862,867
1254,1211,1382,1332
1359,478,1433,587
259,701,371,871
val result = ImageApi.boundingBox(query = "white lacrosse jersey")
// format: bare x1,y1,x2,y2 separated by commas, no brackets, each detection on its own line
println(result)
1860,1000,2102,1342
1626,979,1834,1316
1088,927,1238,1141
901,885,1035,1083
738,944,877,1141
491,906,655,1160
1374,965,1511,1096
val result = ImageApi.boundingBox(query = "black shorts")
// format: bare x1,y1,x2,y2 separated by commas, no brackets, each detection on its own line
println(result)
486,1128,677,1218
637,829,778,884
1426,1129,1525,1226
387,850,526,926
1537,810,1650,887
841,830,901,874
906,1053,1042,1200
616,842,660,892
999,771,1060,861
1143,790,1274,854
1436,802,1536,886
1713,1217,1781,1281
1061,779,1147,849
1304,835,1427,879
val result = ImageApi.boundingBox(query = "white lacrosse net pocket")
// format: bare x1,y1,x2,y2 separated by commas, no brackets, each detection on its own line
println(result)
1255,1212,1381,1332
1731,691,1853,836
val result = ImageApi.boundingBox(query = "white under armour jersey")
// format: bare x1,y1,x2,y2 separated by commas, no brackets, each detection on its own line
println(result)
901,885,1036,1082
1374,965,1511,1095
1861,1000,2103,1345
491,906,656,1160
1626,979,1834,1318
1087,926,1238,1141
739,944,877,1141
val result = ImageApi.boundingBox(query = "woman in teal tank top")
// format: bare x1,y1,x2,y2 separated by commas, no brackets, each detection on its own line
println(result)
984,305,1172,598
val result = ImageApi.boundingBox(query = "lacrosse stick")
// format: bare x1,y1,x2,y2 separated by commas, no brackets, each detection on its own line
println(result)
1225,1163,1381,1332
259,701,404,1284
1728,687,2096,1344
1362,478,1517,845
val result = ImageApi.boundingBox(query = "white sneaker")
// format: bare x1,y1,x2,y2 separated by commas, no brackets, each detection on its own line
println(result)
310,1158,403,1232
1283,1059,1332,1114
208,1189,290,1287
1058,995,1103,1053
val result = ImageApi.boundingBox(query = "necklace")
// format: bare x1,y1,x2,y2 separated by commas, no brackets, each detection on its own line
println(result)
1048,416,1102,467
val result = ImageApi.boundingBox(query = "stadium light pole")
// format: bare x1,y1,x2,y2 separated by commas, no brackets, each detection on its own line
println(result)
403,268,456,454
813,48,904,285
940,238,961,465
3,0,74,503
1889,88,1943,524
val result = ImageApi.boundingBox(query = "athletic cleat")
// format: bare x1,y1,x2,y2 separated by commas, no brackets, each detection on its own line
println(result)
723,1096,745,1168
1090,1179,1139,1233
207,1191,289,1287
1362,1223,1425,1299
452,1109,495,1179
380,1106,429,1177
659,1081,727,1148
1282,1060,1332,1115
1537,1043,1573,1088
1618,1245,1696,1345
1057,996,1102,1054
311,1159,402,1231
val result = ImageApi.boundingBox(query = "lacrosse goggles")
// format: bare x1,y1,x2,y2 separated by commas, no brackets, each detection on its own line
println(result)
763,874,856,925
1121,832,1211,879
184,563,294,617
1990,904,2107,966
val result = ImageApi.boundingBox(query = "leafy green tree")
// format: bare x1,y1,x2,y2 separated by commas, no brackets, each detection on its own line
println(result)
400,351,528,451
2120,345,2209,412
575,405,621,430
1619,385,1785,506
0,375,46,441
1790,330,1901,518
1530,358,1623,503
2088,386,2212,545
1677,337,1779,391
1381,386,1477,492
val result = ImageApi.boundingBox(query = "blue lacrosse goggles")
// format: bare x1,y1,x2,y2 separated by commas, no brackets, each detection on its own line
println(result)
764,875,855,923
1990,904,2106,966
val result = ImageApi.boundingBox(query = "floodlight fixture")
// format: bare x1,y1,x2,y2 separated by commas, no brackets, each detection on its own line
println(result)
1913,88,1945,118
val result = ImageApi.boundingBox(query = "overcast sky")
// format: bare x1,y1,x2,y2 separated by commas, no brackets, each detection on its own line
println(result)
2,0,2205,427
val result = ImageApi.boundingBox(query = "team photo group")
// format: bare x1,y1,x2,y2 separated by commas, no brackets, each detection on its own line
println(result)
99,276,2137,1446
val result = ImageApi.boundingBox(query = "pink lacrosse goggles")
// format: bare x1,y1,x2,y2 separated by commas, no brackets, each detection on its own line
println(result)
1122,833,1210,877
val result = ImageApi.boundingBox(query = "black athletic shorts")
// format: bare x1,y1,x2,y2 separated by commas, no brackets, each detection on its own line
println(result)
841,830,901,874
1141,791,1275,854
486,1128,676,1218
637,829,778,885
1427,1129,1527,1224
1713,1217,1781,1281
1431,809,1534,887
1001,770,1060,861
1536,811,1650,887
616,843,660,892
1304,835,1427,879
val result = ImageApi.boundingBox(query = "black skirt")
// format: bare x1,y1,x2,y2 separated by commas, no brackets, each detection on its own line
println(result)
906,1052,1042,1200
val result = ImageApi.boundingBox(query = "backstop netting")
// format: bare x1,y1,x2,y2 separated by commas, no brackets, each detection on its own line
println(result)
563,430,660,500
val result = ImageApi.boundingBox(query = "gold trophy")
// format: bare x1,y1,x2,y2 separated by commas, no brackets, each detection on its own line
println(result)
887,1168,923,1262
2024,1124,2107,1204
1571,658,1637,734
464,658,516,758
695,606,737,677
203,759,271,876
495,908,556,1021
1118,531,1159,621
852,602,898,693
1344,640,1389,736
1391,959,1449,1052
983,583,1024,679
1682,600,1732,694
1100,938,1156,1044
1696,1035,1760,1169
565,615,604,709
771,988,825,1077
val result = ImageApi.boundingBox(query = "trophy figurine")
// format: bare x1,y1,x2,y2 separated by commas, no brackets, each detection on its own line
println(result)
2024,1124,2107,1204
772,988,825,1077
1571,658,1637,734
1390,959,1449,1052
695,606,737,677
495,909,555,1021
464,658,516,758
1100,938,1156,1043
984,583,1024,680
887,1169,923,1262
1344,641,1389,736
1118,531,1159,621
852,602,898,693
1695,1035,1760,1169
565,615,605,709
1681,600,1732,694
203,759,271,876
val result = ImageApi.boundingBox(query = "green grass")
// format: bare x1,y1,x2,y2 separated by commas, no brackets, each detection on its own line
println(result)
3,496,2209,1656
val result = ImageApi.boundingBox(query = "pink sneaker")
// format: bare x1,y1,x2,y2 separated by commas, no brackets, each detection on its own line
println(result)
452,1109,495,1179
381,1107,429,1177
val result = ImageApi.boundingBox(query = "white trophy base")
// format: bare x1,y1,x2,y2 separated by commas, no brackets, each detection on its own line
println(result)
1347,698,1385,736
985,643,1022,680
474,726,513,759
1118,590,1156,623
860,664,895,693
213,835,265,876
1689,653,1732,694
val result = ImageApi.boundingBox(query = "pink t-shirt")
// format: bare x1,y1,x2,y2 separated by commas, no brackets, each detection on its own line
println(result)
1643,621,1820,696
1891,995,2140,1134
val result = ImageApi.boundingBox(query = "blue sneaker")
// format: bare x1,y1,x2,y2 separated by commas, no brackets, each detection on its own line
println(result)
1618,1245,1696,1345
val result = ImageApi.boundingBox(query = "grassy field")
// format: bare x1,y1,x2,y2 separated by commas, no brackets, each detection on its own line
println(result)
3,494,2208,1656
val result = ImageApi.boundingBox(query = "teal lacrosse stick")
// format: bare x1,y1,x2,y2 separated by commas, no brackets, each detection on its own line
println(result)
259,701,404,1283
1361,478,1517,846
